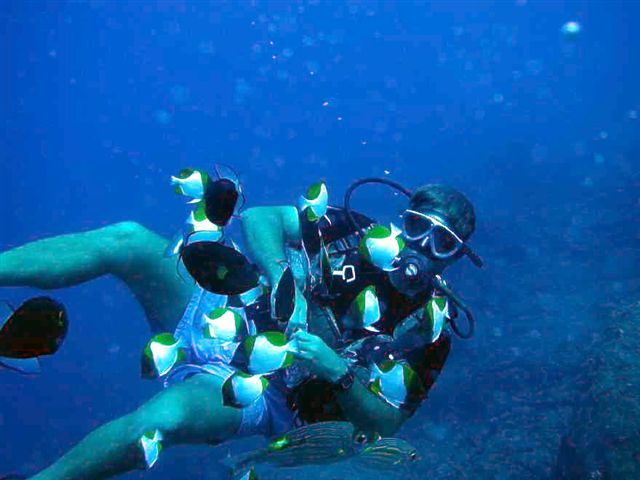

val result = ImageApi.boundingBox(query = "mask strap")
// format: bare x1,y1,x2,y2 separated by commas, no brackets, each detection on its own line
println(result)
462,245,484,268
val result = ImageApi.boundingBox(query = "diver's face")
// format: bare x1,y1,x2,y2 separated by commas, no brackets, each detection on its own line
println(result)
388,211,466,297
401,210,465,260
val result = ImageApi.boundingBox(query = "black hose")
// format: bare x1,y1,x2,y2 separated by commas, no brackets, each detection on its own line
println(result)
343,177,476,339
343,177,412,235
432,275,475,339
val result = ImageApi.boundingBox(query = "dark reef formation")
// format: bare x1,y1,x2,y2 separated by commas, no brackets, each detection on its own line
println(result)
555,300,640,480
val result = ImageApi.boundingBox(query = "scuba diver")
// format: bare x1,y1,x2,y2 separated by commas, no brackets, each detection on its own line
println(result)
0,166,481,480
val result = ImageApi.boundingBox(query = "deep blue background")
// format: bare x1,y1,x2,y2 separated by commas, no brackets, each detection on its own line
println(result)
1,1,639,478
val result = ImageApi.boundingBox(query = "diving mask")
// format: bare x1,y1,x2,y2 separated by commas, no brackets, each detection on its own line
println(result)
402,209,483,267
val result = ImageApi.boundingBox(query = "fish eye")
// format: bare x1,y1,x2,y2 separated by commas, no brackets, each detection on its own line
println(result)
410,451,418,460
355,432,368,444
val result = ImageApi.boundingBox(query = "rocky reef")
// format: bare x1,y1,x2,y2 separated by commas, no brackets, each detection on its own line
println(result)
555,300,640,480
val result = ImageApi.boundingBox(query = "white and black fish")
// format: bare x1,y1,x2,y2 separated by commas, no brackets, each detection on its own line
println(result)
231,331,294,375
221,371,269,408
140,333,185,379
298,181,328,222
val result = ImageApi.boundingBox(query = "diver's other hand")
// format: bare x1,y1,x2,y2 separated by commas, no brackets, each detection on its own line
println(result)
284,287,308,337
290,330,348,382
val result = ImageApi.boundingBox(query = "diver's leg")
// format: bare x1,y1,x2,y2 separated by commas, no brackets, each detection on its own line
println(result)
29,374,242,480
0,222,192,332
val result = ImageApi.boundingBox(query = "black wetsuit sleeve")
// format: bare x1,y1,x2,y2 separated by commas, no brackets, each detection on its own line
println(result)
406,333,452,396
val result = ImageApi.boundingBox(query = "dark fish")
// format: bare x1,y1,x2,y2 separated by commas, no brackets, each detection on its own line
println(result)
0,297,67,359
180,241,259,295
204,178,239,227
273,266,295,324
223,421,370,474
355,437,419,471
203,163,244,227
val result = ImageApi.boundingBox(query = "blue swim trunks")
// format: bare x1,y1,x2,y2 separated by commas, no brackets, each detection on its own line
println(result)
165,286,296,438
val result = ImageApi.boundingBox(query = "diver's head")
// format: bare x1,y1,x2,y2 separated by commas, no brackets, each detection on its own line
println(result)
408,184,476,242
405,184,477,264
389,184,481,295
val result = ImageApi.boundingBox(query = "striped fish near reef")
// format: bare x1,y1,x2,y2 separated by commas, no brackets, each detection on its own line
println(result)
222,421,419,475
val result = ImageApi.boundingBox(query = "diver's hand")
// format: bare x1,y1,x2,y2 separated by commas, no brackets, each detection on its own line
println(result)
284,287,308,337
290,330,348,382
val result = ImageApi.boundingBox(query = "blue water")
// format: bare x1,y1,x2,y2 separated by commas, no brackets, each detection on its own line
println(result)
1,1,639,478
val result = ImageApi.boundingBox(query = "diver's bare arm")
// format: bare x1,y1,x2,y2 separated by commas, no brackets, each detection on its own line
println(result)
0,222,192,332
240,206,302,285
335,373,410,437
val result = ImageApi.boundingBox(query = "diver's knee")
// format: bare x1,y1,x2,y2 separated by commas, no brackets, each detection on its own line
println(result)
105,221,150,246
130,393,188,438
99,221,153,267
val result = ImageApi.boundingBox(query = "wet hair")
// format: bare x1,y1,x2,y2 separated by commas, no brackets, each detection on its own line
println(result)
409,184,476,240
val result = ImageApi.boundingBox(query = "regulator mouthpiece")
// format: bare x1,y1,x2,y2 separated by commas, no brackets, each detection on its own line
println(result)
389,251,434,296
403,262,420,279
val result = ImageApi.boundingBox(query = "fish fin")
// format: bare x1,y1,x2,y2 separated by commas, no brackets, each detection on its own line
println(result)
364,325,380,333
236,191,247,214
298,195,310,211
382,258,401,272
188,230,224,244
0,301,14,331
370,362,383,378
389,223,402,237
0,356,41,375
213,163,241,186
164,230,184,257
236,468,258,480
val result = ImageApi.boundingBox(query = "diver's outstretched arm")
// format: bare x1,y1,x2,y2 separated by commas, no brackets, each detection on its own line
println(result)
241,206,310,334
29,374,242,480
0,222,192,332
240,206,302,285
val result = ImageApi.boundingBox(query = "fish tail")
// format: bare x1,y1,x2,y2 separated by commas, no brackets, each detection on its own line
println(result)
298,195,311,211
0,356,41,374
